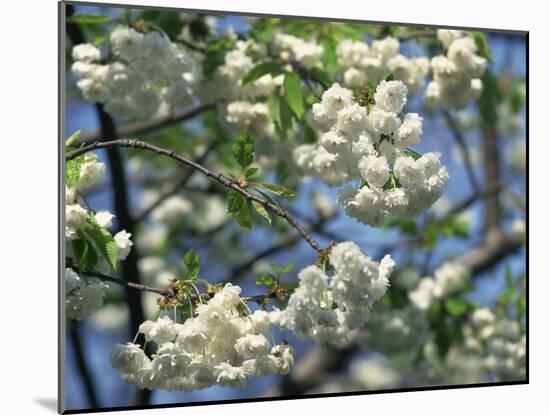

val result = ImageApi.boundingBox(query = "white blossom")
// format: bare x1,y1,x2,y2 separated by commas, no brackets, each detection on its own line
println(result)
114,230,133,260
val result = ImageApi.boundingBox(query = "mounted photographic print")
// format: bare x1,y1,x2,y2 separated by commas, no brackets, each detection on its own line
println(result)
59,1,528,413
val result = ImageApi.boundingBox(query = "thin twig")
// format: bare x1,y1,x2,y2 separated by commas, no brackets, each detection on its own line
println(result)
67,139,323,254
443,110,481,194
67,262,277,305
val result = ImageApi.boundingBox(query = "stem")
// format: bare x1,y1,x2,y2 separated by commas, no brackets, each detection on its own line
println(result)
66,262,278,305
67,139,323,254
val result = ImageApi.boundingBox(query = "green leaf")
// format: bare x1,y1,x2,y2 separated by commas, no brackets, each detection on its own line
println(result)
93,35,108,47
434,319,463,358
283,73,304,119
184,249,200,278
232,131,254,168
67,14,112,24
405,149,422,160
65,130,81,147
386,218,417,235
71,238,88,272
244,167,260,179
472,32,493,62
278,92,294,140
256,274,276,287
444,297,469,317
271,261,295,274
259,182,296,199
227,190,246,213
241,62,284,86
86,223,118,272
478,70,501,126
232,201,252,230
75,230,99,272
309,67,332,88
280,281,299,292
440,217,470,238
268,92,281,126
256,189,279,207
251,201,272,225
321,37,338,73
66,154,87,189
384,73,395,82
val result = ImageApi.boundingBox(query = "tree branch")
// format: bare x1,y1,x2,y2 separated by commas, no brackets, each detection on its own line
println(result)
481,124,502,236
75,103,215,146
443,110,481,194
67,262,280,306
68,321,100,409
67,7,152,405
67,139,324,254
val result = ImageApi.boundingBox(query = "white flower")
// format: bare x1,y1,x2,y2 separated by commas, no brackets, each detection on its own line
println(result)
94,211,114,229
371,36,400,62
66,268,107,320
335,103,368,137
214,362,248,387
393,156,424,189
273,33,323,68
313,83,355,125
437,29,464,49
234,334,271,359
472,307,496,327
139,316,181,345
65,204,88,240
396,113,423,147
368,108,401,135
110,26,145,61
72,43,101,62
374,80,408,113
408,277,437,310
175,318,210,353
358,155,389,188
433,262,470,297
271,344,294,374
77,160,106,190
114,230,133,260
110,343,150,375
211,283,242,309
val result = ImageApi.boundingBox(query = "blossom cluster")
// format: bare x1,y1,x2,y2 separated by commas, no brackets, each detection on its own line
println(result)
336,37,429,94
408,261,471,310
359,304,430,356
424,30,486,111
65,152,134,320
65,268,108,320
465,308,526,381
66,154,133,263
72,26,196,119
272,241,395,347
110,284,294,391
273,33,324,69
203,39,283,101
294,81,449,226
